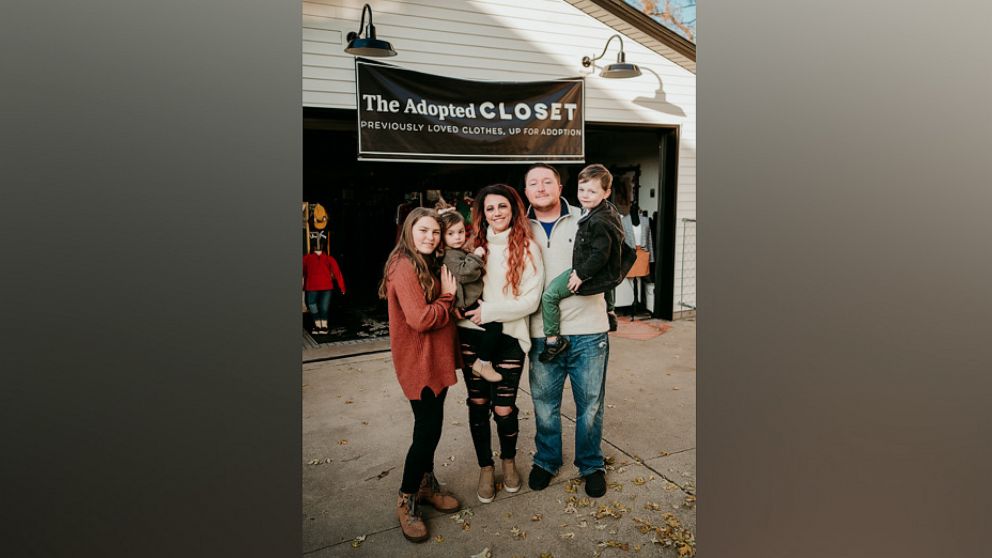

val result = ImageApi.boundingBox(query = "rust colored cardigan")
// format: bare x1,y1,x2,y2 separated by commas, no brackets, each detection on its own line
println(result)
385,256,461,400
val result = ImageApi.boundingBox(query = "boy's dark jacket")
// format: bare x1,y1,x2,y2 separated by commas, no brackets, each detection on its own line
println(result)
573,201,637,295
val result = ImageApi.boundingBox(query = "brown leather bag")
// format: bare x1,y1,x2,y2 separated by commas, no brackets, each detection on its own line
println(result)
626,246,650,278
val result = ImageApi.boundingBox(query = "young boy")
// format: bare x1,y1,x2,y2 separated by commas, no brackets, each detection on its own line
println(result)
538,164,633,362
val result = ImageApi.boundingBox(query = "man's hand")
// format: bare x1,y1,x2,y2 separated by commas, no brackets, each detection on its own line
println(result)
567,270,583,293
464,305,484,325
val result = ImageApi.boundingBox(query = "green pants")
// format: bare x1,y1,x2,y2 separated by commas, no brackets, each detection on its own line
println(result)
541,269,615,337
541,269,573,337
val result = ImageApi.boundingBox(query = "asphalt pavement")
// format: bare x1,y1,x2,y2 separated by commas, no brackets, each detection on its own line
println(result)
302,317,696,557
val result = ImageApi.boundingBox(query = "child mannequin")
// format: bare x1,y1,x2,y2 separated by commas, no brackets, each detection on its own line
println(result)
302,240,346,335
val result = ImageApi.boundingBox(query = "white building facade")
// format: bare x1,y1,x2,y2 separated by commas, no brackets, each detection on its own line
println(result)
303,0,696,318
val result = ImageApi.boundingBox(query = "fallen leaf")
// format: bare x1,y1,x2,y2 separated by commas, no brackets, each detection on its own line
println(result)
469,547,491,558
608,482,624,492
683,495,697,508
560,532,575,540
672,387,680,390
510,526,526,540
363,467,395,481
644,502,663,511
345,400,353,404
451,509,475,524
338,439,348,445
433,534,445,543
361,421,368,425
607,404,616,409
632,477,647,486
658,451,670,457
598,540,630,551
462,522,471,531
350,535,366,549
539,553,554,558
531,513,543,522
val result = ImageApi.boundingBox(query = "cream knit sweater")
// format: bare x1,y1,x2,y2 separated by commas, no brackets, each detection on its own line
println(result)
457,226,544,354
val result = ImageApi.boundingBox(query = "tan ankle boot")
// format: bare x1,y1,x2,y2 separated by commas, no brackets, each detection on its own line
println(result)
502,458,521,493
477,465,496,503
417,472,461,513
396,491,429,542
471,359,502,382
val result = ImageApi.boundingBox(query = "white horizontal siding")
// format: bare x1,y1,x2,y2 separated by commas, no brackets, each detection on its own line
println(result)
303,0,696,315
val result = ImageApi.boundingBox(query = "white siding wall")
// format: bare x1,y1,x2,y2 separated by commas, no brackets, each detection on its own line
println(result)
303,0,696,316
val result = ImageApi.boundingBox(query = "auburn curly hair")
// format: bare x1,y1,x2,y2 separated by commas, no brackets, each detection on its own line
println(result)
471,184,535,297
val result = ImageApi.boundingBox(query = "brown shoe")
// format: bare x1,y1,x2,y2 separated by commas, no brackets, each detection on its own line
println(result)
471,359,502,382
417,472,461,513
502,458,521,493
477,465,496,503
396,491,429,543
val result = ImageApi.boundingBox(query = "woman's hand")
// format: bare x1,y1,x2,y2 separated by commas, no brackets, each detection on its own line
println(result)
473,246,486,258
464,305,484,325
440,265,457,296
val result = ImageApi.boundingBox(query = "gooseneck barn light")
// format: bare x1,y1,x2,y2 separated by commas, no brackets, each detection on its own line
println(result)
581,34,641,78
344,4,397,57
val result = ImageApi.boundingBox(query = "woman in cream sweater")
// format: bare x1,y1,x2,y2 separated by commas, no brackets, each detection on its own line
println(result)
459,183,545,503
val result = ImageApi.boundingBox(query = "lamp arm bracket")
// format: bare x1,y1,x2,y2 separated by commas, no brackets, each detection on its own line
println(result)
348,3,374,41
582,34,625,67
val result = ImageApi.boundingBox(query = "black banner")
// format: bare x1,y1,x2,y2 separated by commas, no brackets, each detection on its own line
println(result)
355,58,584,163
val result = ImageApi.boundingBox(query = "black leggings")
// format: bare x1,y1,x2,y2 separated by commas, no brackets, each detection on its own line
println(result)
400,386,448,494
458,327,525,468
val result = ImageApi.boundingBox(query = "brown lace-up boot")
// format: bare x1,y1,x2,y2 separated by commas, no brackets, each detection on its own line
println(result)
396,491,429,542
417,472,461,513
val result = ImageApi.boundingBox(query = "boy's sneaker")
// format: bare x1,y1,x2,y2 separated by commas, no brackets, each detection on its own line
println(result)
584,470,607,497
538,336,570,362
528,465,554,491
608,312,618,332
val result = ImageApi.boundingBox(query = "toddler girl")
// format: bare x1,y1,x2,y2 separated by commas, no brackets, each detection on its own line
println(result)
437,209,503,382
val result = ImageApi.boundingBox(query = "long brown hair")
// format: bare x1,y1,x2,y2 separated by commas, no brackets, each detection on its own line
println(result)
471,184,535,297
378,207,442,301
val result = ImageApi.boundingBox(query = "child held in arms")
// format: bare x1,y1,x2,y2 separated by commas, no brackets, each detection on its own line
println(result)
436,205,504,382
539,164,627,362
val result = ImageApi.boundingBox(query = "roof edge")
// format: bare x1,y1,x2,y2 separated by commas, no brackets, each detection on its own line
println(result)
586,0,696,62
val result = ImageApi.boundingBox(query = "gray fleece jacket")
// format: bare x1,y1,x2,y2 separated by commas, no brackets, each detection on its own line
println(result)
442,248,485,308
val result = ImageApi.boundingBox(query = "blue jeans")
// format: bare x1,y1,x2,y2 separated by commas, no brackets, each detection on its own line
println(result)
305,290,331,321
529,332,609,477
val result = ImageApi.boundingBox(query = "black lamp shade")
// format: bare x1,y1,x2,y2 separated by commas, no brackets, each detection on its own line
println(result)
345,36,396,57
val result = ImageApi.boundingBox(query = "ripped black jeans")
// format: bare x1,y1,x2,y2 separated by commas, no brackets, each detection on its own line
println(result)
458,326,525,468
